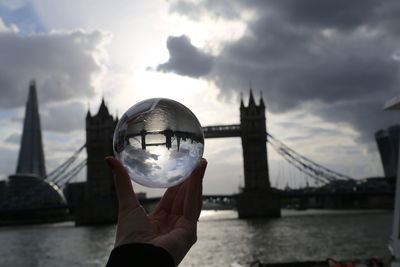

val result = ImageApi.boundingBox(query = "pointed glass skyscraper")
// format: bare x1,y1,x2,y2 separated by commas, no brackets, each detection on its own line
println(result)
16,80,46,178
0,81,67,225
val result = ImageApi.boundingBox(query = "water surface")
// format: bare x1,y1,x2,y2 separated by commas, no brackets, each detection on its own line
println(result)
0,209,392,267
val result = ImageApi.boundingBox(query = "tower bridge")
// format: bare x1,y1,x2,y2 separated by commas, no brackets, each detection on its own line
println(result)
122,129,203,151
2,83,393,226
69,89,281,222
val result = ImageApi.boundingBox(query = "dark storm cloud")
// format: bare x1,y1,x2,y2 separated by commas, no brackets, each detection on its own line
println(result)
266,0,400,35
0,29,107,109
265,0,379,31
164,0,400,144
215,27,400,112
316,100,398,144
156,35,214,78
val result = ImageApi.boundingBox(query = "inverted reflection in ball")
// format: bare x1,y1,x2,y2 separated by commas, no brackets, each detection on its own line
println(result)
113,98,204,188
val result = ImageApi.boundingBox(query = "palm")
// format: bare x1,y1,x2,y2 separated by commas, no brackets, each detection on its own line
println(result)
148,213,196,258
149,177,201,262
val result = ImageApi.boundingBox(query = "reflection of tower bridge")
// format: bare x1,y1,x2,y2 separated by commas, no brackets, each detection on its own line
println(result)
125,129,203,151
1,84,393,226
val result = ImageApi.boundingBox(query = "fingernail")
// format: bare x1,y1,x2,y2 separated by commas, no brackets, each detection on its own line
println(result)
202,158,208,167
201,159,208,169
105,157,114,170
199,159,207,178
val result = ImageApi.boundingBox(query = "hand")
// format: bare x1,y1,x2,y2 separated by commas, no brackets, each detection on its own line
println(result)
105,157,207,266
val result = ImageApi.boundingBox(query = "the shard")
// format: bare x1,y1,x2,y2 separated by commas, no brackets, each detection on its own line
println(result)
16,80,46,178
0,81,67,225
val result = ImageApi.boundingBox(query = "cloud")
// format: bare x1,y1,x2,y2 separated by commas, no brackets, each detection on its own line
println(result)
0,146,18,179
0,1,46,34
0,29,110,109
41,101,86,133
4,132,20,144
169,0,243,20
265,0,400,35
156,35,214,78
162,0,400,145
10,101,87,133
265,0,379,31
0,0,28,10
277,122,344,142
0,16,17,32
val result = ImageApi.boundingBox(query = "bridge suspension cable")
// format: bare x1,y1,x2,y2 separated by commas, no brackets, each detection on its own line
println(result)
51,159,87,188
45,144,86,182
266,133,355,184
2,146,87,209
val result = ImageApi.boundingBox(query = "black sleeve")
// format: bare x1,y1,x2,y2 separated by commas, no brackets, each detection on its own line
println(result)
106,243,176,267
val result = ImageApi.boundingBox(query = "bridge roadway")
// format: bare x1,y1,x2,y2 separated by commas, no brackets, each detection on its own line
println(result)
139,190,394,211
139,195,236,211
139,195,234,204
202,125,241,138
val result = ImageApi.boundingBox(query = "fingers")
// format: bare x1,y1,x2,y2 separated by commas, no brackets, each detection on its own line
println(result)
183,159,207,221
105,156,141,212
169,160,206,215
170,180,188,215
151,182,183,216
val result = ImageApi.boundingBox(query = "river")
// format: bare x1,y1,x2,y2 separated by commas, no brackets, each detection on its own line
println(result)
0,209,392,267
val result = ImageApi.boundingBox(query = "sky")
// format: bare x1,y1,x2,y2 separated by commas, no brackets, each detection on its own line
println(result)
0,0,399,197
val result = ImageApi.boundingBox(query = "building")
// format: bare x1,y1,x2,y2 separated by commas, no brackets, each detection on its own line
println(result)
240,90,270,191
70,99,118,225
236,90,281,218
375,125,400,178
0,81,67,225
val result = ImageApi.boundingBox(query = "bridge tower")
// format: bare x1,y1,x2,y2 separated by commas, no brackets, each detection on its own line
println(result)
236,90,281,218
74,99,118,225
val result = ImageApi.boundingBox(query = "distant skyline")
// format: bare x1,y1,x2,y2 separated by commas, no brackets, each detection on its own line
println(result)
0,1,399,196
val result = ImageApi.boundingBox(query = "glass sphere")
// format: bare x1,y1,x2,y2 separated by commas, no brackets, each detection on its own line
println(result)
113,98,204,188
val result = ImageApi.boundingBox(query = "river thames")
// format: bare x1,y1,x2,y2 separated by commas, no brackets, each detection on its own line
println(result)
0,209,392,267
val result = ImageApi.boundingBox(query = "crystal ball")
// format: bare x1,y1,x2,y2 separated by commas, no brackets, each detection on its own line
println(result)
113,98,204,188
